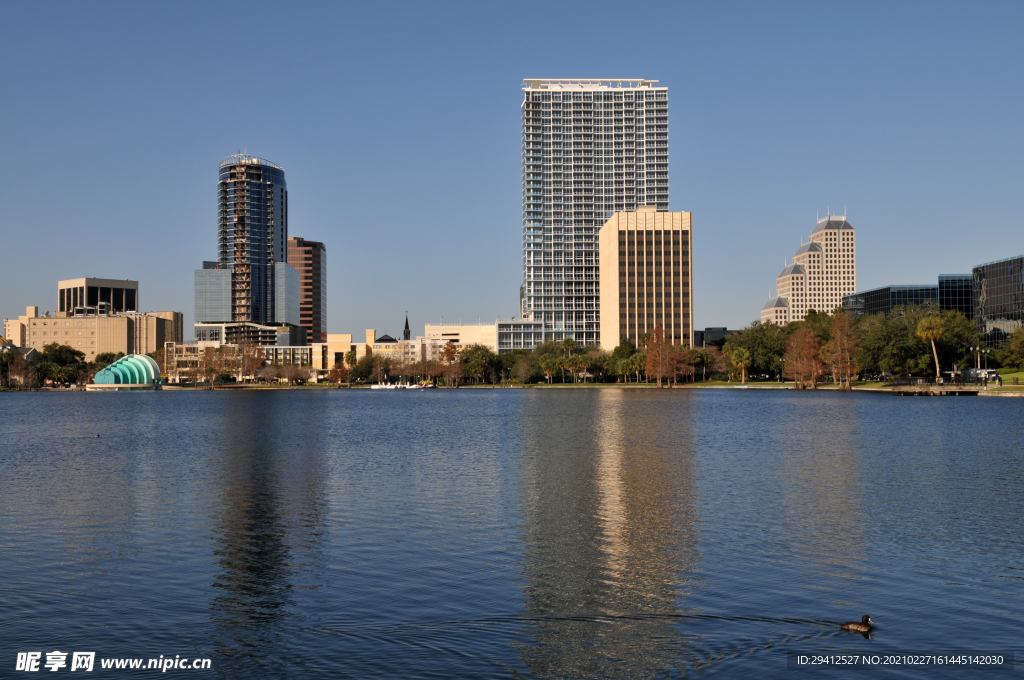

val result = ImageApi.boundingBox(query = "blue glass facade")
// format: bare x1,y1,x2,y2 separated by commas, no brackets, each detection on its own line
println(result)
274,262,300,327
973,256,1024,347
194,268,232,323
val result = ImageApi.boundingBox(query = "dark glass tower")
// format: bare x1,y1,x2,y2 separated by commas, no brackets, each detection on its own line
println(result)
217,154,288,323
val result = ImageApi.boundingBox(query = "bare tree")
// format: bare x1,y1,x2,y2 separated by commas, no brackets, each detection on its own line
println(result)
199,347,221,388
439,342,461,387
784,328,823,389
239,342,265,383
515,356,531,385
645,325,673,387
327,361,349,386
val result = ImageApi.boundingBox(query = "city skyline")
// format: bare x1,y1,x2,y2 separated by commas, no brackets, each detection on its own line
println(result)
2,2,1023,339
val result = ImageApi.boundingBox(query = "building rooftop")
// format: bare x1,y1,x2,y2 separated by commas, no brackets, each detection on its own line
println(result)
762,296,790,310
973,254,1024,269
778,263,806,277
810,215,855,234
218,154,284,171
794,241,822,256
523,79,663,91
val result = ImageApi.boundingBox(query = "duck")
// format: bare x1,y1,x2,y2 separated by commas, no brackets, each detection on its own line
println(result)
841,615,874,633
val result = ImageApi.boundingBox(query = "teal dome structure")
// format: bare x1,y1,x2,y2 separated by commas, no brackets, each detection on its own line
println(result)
93,354,160,385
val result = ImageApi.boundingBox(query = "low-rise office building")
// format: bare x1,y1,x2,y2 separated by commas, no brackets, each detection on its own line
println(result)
973,255,1024,347
842,284,938,317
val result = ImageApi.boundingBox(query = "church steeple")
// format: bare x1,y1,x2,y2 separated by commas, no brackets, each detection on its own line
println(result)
403,313,410,341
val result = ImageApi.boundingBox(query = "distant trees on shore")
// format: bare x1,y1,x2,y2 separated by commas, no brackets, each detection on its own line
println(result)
720,301,1023,388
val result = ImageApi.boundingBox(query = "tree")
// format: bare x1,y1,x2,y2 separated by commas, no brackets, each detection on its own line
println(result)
1000,326,1024,370
538,355,559,384
460,344,497,384
199,347,221,388
645,325,673,387
672,346,695,385
729,347,752,384
327,361,349,386
240,342,265,383
439,342,461,387
370,355,389,384
514,356,531,384
610,337,636,364
561,338,578,357
822,311,859,390
916,316,944,378
705,347,726,380
630,351,647,384
784,328,823,389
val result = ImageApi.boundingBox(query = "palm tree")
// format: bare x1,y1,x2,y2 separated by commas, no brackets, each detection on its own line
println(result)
538,355,558,384
561,338,577,357
731,347,752,384
916,316,944,379
630,352,646,384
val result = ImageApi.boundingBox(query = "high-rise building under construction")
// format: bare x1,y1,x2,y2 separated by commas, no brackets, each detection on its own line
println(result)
520,78,669,347
216,154,290,324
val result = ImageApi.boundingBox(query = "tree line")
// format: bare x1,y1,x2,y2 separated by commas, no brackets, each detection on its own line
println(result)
324,332,729,387
720,302,1024,389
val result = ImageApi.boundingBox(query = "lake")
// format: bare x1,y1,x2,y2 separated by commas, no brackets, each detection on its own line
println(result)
1,388,1021,678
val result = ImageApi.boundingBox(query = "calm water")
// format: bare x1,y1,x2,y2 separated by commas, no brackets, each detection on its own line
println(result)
1,389,1021,678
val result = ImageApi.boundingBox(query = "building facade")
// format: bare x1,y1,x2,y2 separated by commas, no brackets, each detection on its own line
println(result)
973,255,1024,347
760,297,791,326
521,78,669,347
4,306,38,347
23,311,177,359
841,284,938,317
938,274,973,318
58,278,138,315
287,237,327,343
766,215,857,322
598,207,693,348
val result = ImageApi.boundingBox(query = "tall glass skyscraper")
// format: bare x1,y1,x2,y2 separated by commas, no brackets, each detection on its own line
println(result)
217,154,289,324
520,79,669,347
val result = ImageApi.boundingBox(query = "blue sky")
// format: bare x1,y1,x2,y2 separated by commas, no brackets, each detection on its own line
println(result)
2,1,1022,338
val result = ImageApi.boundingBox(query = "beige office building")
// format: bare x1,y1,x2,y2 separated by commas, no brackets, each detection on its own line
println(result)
766,215,857,322
4,306,38,347
599,206,693,348
760,296,791,326
24,312,179,359
424,323,499,351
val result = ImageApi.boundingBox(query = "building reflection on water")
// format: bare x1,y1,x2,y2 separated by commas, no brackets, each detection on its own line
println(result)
208,393,328,671
516,390,702,678
779,398,867,597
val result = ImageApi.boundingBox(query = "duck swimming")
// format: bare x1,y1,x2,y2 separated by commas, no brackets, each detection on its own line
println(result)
841,615,874,633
